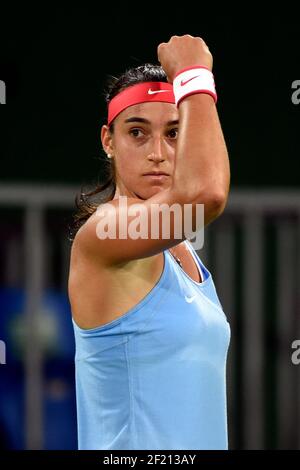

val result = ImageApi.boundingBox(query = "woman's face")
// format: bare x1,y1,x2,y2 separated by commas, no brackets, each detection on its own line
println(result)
101,101,179,200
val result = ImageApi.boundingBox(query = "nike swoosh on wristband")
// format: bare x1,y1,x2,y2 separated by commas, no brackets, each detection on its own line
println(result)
185,295,196,303
180,76,201,86
147,89,171,94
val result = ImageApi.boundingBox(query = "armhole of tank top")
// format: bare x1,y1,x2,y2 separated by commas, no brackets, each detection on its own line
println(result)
185,239,206,283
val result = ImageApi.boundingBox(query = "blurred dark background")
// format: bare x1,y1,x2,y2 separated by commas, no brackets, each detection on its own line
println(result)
1,6,299,187
0,6,299,451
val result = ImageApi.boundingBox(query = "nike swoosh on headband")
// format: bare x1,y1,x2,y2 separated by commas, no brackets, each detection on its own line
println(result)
147,89,172,94
180,76,201,86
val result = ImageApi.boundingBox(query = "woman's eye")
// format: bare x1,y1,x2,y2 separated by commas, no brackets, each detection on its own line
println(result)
130,129,143,138
168,128,178,139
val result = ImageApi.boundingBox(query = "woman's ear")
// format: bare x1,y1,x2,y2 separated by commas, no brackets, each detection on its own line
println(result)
101,125,114,156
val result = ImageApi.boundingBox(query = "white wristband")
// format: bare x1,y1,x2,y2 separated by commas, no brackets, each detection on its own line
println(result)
173,66,217,106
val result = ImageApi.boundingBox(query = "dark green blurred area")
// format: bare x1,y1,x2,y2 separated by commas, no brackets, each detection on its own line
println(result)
0,6,299,187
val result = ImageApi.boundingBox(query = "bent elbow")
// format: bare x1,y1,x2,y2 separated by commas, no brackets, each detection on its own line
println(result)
170,184,229,216
203,190,229,225
190,189,228,228
211,190,228,212
193,187,228,208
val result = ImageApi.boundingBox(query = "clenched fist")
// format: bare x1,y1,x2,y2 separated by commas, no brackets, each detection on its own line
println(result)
157,34,213,83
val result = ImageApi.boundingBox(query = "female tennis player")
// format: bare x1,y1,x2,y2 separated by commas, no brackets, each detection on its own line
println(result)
68,34,231,450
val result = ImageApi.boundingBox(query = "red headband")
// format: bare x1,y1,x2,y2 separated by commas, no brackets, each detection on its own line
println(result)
107,82,175,126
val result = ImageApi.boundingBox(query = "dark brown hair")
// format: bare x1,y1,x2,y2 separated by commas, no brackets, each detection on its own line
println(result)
68,63,167,242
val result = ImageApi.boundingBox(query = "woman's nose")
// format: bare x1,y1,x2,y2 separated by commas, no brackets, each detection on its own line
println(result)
147,151,165,162
147,138,166,162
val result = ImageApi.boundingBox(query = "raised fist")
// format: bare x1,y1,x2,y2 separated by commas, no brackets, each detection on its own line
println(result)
157,34,213,82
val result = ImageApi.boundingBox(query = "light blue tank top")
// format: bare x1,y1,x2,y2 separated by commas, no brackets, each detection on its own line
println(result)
72,239,231,450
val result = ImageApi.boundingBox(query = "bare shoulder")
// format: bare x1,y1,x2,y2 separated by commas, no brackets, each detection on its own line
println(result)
68,209,164,329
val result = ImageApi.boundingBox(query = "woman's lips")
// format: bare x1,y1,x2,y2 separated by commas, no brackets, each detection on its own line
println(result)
143,174,169,182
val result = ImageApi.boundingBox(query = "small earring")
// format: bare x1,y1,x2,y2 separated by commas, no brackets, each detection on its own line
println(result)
107,153,112,159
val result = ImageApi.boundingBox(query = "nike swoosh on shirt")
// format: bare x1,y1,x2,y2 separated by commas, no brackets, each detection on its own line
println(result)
147,89,171,94
180,76,200,86
185,295,196,303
